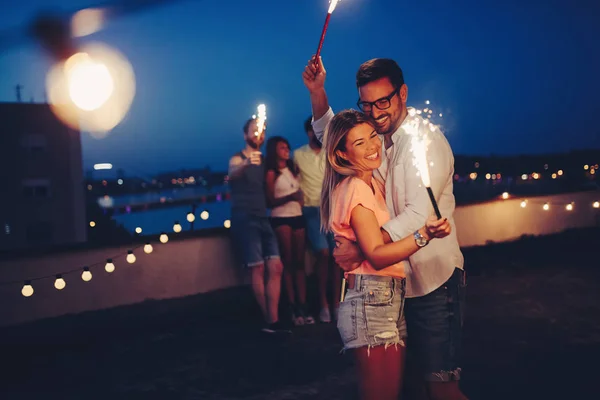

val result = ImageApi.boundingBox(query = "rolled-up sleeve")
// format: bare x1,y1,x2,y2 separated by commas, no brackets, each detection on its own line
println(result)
312,107,335,144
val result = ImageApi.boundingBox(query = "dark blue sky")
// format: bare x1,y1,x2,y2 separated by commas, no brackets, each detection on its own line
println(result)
1,0,599,174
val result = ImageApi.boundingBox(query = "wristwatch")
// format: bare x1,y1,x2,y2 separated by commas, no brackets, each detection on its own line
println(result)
413,230,429,247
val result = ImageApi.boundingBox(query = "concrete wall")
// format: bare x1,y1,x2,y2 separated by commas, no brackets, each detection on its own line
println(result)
1,191,598,327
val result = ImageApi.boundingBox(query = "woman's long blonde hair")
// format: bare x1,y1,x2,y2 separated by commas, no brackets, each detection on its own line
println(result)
320,109,375,232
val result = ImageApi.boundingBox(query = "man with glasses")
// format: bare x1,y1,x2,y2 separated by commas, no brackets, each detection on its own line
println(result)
302,57,467,400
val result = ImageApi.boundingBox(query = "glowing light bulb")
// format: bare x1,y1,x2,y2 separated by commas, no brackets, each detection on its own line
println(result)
584,165,589,170
173,221,182,233
520,200,527,208
521,174,528,180
21,281,34,297
159,233,169,243
65,52,114,111
144,242,153,254
485,173,491,180
425,100,430,105
89,221,96,227
126,250,136,264
439,113,443,117
566,203,574,211
187,212,195,223
543,203,550,211
557,170,563,176
224,219,231,228
54,275,66,290
200,210,209,220
552,173,557,179
135,227,142,234
81,267,92,282
105,258,115,273
593,201,599,209
502,192,509,200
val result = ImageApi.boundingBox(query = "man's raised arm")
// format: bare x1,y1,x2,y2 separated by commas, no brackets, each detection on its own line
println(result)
302,55,334,143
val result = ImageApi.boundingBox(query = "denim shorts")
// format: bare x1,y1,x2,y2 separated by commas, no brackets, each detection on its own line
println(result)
229,212,280,268
303,206,335,252
404,267,466,382
337,274,407,351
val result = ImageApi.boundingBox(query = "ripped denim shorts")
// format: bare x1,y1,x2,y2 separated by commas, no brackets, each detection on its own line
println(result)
337,274,407,351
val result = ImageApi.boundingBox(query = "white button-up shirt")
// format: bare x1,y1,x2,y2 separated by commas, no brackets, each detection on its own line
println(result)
313,107,464,297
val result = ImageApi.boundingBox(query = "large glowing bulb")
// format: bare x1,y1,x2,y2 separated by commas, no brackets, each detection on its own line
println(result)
54,275,66,290
65,52,114,111
22,281,34,297
81,267,92,282
105,259,115,273
144,243,153,254
187,212,195,223
159,233,169,243
173,221,182,233
126,250,136,264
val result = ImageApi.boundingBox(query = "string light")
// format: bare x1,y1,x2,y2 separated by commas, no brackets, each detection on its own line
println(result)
565,203,574,211
126,250,136,264
543,203,550,211
520,200,527,208
22,281,34,297
200,210,209,220
105,258,115,273
81,267,92,282
144,242,153,254
135,227,142,234
173,221,182,233
159,232,169,243
54,275,66,290
593,201,599,209
186,212,195,223
502,192,509,200
224,220,231,228
89,221,96,228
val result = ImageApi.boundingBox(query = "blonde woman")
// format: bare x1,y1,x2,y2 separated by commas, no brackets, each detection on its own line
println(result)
320,110,451,400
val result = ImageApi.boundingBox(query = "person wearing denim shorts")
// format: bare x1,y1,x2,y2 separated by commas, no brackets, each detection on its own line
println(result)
317,110,452,400
228,117,288,334
307,57,468,399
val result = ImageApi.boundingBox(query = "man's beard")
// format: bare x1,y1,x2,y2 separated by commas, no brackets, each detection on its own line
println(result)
246,137,261,149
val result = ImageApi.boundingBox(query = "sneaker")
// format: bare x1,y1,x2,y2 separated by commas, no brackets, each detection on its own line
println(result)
319,307,332,323
289,304,305,326
262,321,292,334
299,304,315,325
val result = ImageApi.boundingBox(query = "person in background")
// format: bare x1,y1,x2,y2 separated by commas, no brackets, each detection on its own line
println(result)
265,136,315,326
228,119,289,334
294,117,341,323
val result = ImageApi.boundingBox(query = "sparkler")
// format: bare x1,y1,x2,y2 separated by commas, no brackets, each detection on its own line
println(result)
314,0,340,66
254,103,267,137
406,109,442,219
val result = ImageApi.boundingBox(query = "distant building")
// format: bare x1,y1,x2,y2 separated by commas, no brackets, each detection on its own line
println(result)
0,102,86,251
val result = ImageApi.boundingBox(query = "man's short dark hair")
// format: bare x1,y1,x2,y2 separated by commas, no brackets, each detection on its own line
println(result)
243,118,254,135
356,58,404,89
304,116,313,133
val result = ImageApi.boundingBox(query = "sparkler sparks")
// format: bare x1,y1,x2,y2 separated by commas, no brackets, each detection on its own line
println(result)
254,104,267,137
406,107,442,219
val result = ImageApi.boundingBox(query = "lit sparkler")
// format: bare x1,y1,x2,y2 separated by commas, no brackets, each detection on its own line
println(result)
314,0,340,66
254,103,267,137
406,108,442,219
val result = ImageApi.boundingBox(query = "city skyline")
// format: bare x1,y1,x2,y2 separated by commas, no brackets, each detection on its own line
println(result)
1,0,599,174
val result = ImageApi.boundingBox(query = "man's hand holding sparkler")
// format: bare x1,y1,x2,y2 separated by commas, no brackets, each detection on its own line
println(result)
302,55,330,121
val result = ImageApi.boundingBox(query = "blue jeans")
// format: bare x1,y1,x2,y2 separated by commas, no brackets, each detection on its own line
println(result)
230,211,280,268
337,274,407,351
303,206,334,252
404,267,466,382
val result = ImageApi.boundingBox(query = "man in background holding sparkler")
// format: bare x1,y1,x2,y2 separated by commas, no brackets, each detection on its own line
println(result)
303,57,467,400
228,118,289,334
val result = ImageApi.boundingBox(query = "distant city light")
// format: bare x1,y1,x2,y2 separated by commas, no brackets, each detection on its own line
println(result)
94,163,113,170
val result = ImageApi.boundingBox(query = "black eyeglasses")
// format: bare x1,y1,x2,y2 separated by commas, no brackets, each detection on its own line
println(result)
357,87,399,113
